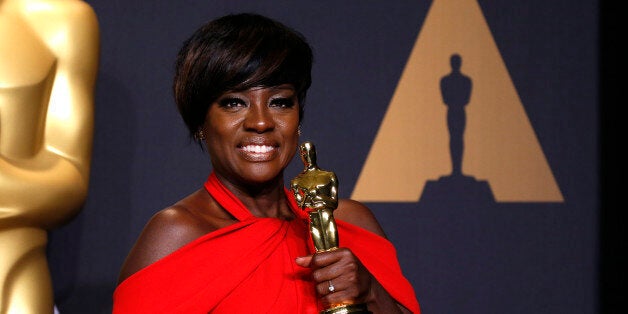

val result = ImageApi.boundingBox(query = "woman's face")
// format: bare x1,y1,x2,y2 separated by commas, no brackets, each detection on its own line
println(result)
203,84,300,187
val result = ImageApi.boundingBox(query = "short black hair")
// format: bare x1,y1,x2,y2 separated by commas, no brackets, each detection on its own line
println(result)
173,13,313,142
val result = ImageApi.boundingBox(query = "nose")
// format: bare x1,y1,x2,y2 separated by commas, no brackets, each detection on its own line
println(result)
244,103,275,133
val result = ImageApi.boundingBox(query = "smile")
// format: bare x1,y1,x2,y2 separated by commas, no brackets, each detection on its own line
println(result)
241,145,275,153
239,144,278,161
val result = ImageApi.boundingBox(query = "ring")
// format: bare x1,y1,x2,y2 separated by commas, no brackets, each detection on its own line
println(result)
328,280,335,293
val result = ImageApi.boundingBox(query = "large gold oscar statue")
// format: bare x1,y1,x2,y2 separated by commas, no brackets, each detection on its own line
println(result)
292,142,370,314
0,0,99,313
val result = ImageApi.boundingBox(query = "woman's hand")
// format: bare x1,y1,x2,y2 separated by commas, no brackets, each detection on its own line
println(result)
296,248,411,313
296,248,373,308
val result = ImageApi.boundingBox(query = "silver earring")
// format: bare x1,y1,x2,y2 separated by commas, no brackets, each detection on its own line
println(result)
297,125,302,136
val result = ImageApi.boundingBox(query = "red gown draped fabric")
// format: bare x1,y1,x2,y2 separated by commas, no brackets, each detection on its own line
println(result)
113,172,420,313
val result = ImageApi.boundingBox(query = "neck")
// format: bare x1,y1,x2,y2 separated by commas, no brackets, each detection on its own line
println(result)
215,173,293,219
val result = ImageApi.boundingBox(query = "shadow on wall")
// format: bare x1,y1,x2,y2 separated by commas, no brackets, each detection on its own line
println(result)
421,53,493,204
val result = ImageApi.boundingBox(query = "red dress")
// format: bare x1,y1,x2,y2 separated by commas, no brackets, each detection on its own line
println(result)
113,173,420,313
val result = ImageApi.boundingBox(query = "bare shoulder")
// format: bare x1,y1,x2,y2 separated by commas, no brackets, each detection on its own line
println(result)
117,189,234,284
334,199,387,238
117,205,205,284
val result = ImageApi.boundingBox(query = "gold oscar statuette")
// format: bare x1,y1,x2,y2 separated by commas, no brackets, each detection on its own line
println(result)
1,1,99,312
291,141,370,314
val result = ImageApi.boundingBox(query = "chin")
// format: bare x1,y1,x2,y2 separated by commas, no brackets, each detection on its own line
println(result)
242,164,285,184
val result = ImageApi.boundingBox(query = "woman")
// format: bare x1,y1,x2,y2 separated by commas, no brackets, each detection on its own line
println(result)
113,13,420,314
0,0,99,312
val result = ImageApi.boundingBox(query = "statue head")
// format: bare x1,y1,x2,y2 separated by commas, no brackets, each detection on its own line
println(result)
299,141,317,168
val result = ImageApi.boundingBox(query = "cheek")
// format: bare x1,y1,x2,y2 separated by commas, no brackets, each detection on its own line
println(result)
280,118,299,158
281,144,298,170
282,110,300,132
207,112,240,138
281,118,300,141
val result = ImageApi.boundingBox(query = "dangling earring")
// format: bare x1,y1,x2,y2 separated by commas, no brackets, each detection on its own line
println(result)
194,128,206,141
297,125,302,136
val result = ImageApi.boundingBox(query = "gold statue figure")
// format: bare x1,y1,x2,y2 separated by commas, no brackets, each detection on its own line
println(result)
0,0,99,313
291,141,339,252
291,142,370,314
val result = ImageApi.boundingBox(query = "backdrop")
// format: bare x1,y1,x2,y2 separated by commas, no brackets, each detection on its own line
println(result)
47,1,600,313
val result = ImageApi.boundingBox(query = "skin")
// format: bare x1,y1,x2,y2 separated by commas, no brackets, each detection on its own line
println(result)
118,84,410,313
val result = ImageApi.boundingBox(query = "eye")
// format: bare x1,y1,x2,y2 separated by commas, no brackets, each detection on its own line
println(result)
218,97,246,109
270,97,296,109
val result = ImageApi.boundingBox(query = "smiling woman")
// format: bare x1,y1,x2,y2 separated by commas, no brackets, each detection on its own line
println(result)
204,85,300,189
112,13,420,314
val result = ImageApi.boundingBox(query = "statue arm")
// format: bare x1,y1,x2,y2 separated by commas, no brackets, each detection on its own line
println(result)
330,174,338,202
0,155,87,228
309,173,339,210
22,0,100,178
327,173,339,208
290,179,308,209
462,76,473,105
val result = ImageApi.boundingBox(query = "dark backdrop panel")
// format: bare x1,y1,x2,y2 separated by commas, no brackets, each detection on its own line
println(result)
46,1,600,313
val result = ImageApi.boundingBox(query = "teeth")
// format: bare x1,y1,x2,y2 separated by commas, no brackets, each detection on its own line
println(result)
242,145,273,153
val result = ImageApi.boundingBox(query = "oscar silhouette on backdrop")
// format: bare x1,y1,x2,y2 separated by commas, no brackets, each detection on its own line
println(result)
441,53,471,177
420,53,493,203
0,1,99,313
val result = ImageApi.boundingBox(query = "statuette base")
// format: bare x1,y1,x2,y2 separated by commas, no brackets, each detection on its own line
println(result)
321,303,371,314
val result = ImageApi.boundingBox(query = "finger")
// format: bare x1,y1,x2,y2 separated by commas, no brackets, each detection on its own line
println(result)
310,249,359,282
317,279,346,297
319,280,357,308
295,255,313,267
309,248,348,268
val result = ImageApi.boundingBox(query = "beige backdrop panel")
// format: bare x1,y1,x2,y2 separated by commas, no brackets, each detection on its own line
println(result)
352,0,563,202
